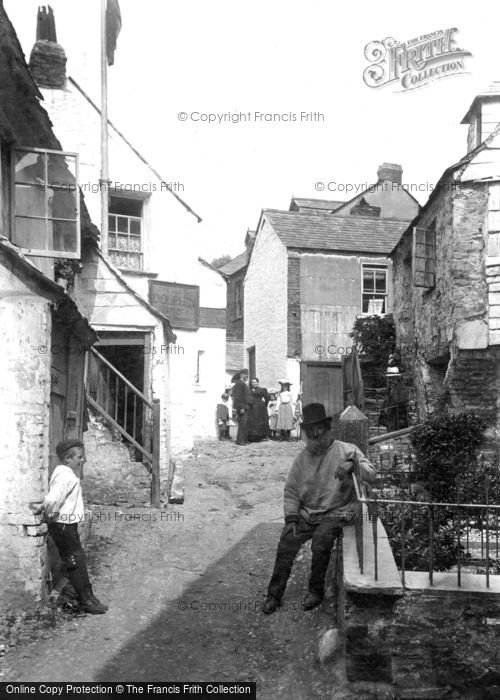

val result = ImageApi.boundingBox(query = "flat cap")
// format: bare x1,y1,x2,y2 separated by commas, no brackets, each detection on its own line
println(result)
56,438,84,461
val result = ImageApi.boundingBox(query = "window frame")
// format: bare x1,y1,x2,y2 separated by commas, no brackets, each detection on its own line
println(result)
11,145,80,259
412,224,436,289
107,193,144,271
234,279,243,319
361,263,388,315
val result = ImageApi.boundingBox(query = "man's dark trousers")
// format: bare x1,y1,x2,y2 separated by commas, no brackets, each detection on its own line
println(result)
236,411,250,445
267,516,342,600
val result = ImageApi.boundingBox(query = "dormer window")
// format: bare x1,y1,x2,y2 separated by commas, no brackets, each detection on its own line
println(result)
108,195,143,270
12,147,80,258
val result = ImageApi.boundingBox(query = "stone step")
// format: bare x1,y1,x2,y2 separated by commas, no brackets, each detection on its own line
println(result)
343,504,403,595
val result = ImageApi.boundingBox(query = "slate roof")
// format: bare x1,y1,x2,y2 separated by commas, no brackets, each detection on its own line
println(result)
219,251,248,275
290,197,345,212
264,209,411,254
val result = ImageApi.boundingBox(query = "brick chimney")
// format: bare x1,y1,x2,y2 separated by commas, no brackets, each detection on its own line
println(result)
377,163,403,185
29,6,67,89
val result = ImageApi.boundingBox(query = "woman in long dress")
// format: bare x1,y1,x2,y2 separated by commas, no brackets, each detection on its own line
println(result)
248,378,270,441
276,380,294,441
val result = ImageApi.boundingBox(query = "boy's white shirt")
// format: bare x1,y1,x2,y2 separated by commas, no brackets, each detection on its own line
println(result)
43,464,84,523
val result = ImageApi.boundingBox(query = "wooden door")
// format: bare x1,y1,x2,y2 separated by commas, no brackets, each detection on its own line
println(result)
49,320,68,474
49,318,86,474
302,362,343,418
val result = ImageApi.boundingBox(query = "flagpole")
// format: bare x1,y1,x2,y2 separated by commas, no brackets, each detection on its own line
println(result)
100,0,109,255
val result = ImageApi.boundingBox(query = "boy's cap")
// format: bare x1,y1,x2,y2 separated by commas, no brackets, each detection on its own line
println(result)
56,438,84,461
221,393,229,400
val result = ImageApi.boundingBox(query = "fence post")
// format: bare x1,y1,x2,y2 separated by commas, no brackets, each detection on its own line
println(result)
485,469,490,589
151,398,161,508
456,474,461,588
429,473,434,586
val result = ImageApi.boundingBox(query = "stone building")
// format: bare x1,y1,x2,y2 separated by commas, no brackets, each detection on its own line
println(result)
244,165,418,416
0,4,101,610
27,12,227,452
390,84,500,426
219,229,255,383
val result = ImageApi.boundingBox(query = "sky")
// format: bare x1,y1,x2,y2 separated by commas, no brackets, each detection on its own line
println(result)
5,0,500,261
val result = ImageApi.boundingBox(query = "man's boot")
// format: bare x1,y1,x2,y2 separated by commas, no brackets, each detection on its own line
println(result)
262,595,280,615
65,552,107,615
302,591,323,611
81,585,108,614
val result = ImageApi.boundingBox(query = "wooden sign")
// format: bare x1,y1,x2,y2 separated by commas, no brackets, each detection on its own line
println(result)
149,281,200,330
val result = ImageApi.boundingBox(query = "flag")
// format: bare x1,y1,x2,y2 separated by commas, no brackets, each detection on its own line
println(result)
106,0,122,66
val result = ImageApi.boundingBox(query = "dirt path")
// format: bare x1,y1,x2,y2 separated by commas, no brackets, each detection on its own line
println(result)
4,440,335,699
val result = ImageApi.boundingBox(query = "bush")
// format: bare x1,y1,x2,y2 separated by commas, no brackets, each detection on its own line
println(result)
379,494,468,571
410,413,487,504
349,315,396,385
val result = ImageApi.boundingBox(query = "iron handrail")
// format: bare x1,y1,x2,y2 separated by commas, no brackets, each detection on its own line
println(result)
89,347,152,408
351,471,500,589
85,348,161,507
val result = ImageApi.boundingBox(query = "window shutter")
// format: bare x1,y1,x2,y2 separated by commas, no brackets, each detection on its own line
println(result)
413,226,435,288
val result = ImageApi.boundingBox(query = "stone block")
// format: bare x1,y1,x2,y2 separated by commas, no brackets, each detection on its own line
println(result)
456,320,488,349
168,461,184,504
318,627,343,664
483,323,499,344
6,512,41,527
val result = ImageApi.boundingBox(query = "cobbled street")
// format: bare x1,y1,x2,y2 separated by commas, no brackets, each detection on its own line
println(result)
3,440,335,699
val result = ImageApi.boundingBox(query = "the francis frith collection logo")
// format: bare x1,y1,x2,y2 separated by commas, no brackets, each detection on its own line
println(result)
363,28,471,91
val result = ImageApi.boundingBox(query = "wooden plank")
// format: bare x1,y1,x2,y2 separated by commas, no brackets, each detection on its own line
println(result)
151,398,161,508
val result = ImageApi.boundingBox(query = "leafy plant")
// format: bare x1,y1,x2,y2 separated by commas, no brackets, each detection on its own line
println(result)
349,315,396,384
410,413,487,504
379,493,468,571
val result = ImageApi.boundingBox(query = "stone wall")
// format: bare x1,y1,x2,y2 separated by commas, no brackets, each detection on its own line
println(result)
342,590,500,697
391,177,495,426
0,294,52,612
368,432,414,471
287,255,301,357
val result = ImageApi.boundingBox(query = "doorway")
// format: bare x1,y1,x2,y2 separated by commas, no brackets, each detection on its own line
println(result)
301,362,343,419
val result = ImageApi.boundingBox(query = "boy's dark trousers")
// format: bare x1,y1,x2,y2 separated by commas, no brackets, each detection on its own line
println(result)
267,516,342,600
218,422,230,440
48,522,92,602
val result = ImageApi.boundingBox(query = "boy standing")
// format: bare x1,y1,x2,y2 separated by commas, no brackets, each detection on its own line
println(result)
30,438,107,614
216,393,231,440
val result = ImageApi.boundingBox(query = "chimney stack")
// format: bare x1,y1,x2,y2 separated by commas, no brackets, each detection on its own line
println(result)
377,163,403,185
29,6,66,89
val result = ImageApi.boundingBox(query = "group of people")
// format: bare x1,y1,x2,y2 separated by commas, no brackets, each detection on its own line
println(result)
217,368,303,446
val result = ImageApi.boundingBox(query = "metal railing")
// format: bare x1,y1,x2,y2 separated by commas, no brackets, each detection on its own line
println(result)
364,387,414,437
85,347,160,506
352,457,500,589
